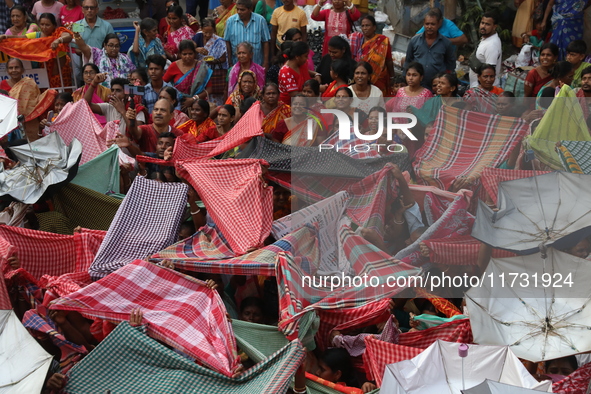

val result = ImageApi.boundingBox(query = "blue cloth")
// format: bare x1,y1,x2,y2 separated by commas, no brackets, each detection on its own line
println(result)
75,17,115,49
224,13,271,66
416,18,464,38
404,32,456,88
550,0,586,60
142,82,179,113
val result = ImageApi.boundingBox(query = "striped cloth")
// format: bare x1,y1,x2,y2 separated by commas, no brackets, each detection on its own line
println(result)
277,224,421,340
558,140,591,174
52,183,122,231
363,318,473,386
176,159,273,255
88,176,188,279
526,85,591,170
414,106,529,191
51,259,241,377
64,322,304,393
151,224,312,276
0,226,102,280
480,167,552,205
423,235,516,266
394,191,474,267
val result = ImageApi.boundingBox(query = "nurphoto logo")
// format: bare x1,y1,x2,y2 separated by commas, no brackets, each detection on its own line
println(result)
309,109,418,153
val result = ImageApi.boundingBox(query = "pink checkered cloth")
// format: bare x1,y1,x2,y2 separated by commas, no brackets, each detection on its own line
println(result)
0,265,10,309
480,167,552,205
88,176,188,279
363,318,473,386
423,235,516,266
50,259,241,377
553,362,591,393
0,226,104,280
176,158,273,255
50,100,124,165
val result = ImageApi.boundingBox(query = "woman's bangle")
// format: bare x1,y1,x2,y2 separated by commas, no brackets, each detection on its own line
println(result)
392,218,405,225
190,208,201,215
293,388,307,394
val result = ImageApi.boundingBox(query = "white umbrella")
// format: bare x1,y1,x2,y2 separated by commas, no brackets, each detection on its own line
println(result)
0,132,82,204
0,95,18,139
466,248,591,362
380,340,551,394
462,380,551,394
472,171,591,255
0,309,53,393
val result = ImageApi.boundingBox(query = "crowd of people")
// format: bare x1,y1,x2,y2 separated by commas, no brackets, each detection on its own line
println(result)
1,0,591,393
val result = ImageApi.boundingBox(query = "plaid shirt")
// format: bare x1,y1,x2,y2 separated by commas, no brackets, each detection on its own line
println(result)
142,81,179,113
0,0,19,33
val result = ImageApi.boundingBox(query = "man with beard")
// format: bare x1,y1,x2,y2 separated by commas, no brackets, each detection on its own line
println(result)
404,8,456,89
469,12,502,88
128,99,182,153
576,66,591,118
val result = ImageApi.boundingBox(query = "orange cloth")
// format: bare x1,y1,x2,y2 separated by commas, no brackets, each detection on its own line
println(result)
304,373,363,394
0,27,73,62
414,288,462,318
177,118,216,140
261,102,291,135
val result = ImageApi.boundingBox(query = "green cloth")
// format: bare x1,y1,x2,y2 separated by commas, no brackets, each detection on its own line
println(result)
526,84,591,170
409,96,443,127
64,322,305,394
71,145,120,195
254,0,273,24
52,183,121,231
232,320,289,363
36,211,74,234
558,140,591,174
572,61,591,89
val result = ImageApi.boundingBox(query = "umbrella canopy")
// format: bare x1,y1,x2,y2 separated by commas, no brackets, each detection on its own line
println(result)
0,309,53,393
0,132,81,204
472,171,591,254
466,248,591,362
0,95,18,139
461,380,550,394
380,340,551,394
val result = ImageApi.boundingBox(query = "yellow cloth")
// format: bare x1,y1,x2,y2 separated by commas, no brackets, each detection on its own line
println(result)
270,6,308,45
512,0,535,47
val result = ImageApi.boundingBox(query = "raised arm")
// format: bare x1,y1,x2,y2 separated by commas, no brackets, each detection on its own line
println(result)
74,32,91,63
84,73,107,115
131,21,140,55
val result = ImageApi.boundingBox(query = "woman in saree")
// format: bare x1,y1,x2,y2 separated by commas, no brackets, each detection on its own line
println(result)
76,32,135,88
260,82,291,137
227,41,266,95
408,73,460,127
226,70,262,112
349,15,395,96
463,64,504,114
545,0,589,59
535,60,574,109
164,40,211,108
205,104,235,139
272,94,324,146
177,99,216,141
6,5,38,35
129,18,166,69
72,63,111,125
163,4,195,61
212,0,237,37
158,86,190,127
193,18,228,106
0,13,73,89
0,58,56,140
349,60,384,115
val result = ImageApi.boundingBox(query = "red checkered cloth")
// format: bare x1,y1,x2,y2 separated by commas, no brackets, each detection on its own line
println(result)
423,235,516,266
553,362,591,393
204,101,263,158
0,264,10,309
174,133,222,161
88,176,188,279
176,158,273,255
480,167,552,205
413,106,529,191
50,101,105,165
50,259,241,377
38,271,92,299
364,336,423,386
363,318,473,386
408,184,470,213
0,226,104,280
332,315,399,357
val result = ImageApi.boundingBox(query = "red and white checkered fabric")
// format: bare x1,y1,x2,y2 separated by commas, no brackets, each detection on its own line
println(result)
50,259,241,377
0,265,10,309
553,361,591,393
204,101,263,158
50,100,105,165
480,167,552,205
397,318,473,349
0,226,103,280
423,235,516,266
173,133,221,161
176,158,273,255
363,336,423,386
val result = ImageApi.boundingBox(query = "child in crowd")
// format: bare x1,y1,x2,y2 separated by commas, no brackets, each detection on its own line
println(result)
59,0,83,25
566,40,591,89
239,296,265,324
32,0,63,24
129,68,149,86
39,92,73,135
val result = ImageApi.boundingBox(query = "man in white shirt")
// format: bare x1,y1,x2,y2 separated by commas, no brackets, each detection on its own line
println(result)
469,11,503,88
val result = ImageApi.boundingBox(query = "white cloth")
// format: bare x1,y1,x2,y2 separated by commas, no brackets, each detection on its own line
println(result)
350,85,385,114
469,32,503,88
403,202,424,234
97,103,146,135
